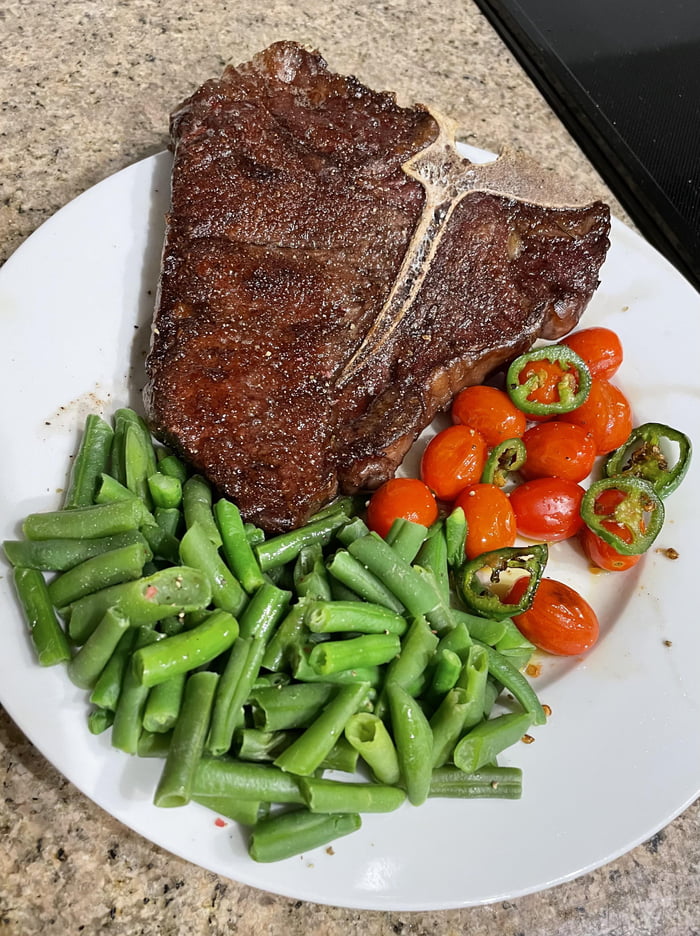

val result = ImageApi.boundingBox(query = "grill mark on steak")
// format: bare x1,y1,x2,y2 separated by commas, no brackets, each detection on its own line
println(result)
144,41,611,531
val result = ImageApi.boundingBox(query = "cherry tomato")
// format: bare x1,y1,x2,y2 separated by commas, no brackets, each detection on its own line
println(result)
453,483,517,559
559,378,633,455
366,478,438,539
512,578,600,655
509,477,585,542
420,425,488,501
451,385,527,447
580,524,643,572
558,327,623,380
520,421,597,483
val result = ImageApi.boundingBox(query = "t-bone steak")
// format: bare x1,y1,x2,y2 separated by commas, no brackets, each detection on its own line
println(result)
144,40,611,531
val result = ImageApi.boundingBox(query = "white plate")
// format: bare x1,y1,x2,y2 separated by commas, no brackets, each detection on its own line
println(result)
1,146,699,911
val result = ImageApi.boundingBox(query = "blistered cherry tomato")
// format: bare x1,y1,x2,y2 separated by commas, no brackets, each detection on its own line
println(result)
451,385,527,447
560,378,633,455
520,421,597,483
453,483,517,559
580,524,643,572
558,327,623,380
366,478,438,539
512,578,600,655
420,425,488,501
509,477,585,542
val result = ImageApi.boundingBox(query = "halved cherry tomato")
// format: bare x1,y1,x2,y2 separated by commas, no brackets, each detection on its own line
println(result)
366,477,438,539
453,483,517,559
512,577,600,655
558,327,623,380
451,385,527,447
520,421,597,483
580,524,643,572
420,425,488,501
509,477,585,542
560,378,633,455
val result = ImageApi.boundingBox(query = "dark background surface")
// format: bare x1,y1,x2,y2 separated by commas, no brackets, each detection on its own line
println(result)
473,0,700,292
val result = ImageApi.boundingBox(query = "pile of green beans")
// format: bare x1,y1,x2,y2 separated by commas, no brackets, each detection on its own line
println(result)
4,408,547,863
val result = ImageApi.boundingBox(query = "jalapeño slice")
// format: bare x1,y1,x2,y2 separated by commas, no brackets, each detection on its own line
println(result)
506,345,592,416
580,477,664,556
604,422,692,499
481,437,527,487
456,544,548,619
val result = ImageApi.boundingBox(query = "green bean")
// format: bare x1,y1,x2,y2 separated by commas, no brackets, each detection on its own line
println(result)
255,510,350,571
326,550,404,612
274,682,371,776
154,507,181,539
304,600,407,636
321,736,360,773
328,578,363,603
214,499,265,595
452,712,534,773
12,567,71,666
94,472,137,505
474,640,547,725
436,620,472,662
131,609,239,687
237,727,297,762
344,712,401,785
335,516,370,546
206,637,252,755
143,671,187,733
248,809,361,863
23,498,149,541
192,795,263,827
412,565,458,635
111,626,162,754
414,521,449,600
445,506,468,570
87,707,115,735
260,602,307,672
430,686,472,768
140,521,181,564
68,565,212,644
89,628,137,710
289,649,381,687
386,682,433,806
347,534,440,618
250,683,336,731
67,607,131,690
192,757,305,804
3,530,150,572
451,644,490,738
110,409,155,488
147,472,182,510
64,414,114,509
137,729,172,758
453,609,508,645
154,671,219,807
179,520,246,616
293,545,332,601
125,421,157,507
48,541,151,608
425,648,462,706
429,765,523,799
308,633,401,675
182,475,222,547
157,453,188,483
381,616,439,698
298,777,406,813
237,581,291,640
385,518,429,563
252,672,291,690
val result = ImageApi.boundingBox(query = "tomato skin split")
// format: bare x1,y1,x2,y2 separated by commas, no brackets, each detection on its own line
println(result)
512,578,600,656
366,478,438,539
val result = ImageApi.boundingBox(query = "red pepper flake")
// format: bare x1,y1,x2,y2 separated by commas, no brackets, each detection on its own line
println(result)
144,585,159,600
214,817,227,828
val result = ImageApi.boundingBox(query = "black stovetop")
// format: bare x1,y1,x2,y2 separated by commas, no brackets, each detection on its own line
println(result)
473,0,700,292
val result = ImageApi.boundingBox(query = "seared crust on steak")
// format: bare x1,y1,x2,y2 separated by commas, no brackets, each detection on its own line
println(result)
144,41,611,531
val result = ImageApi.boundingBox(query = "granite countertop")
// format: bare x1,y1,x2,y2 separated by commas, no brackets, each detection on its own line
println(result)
1,2,698,933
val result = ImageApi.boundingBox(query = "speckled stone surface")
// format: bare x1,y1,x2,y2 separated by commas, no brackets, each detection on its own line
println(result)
1,2,698,933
